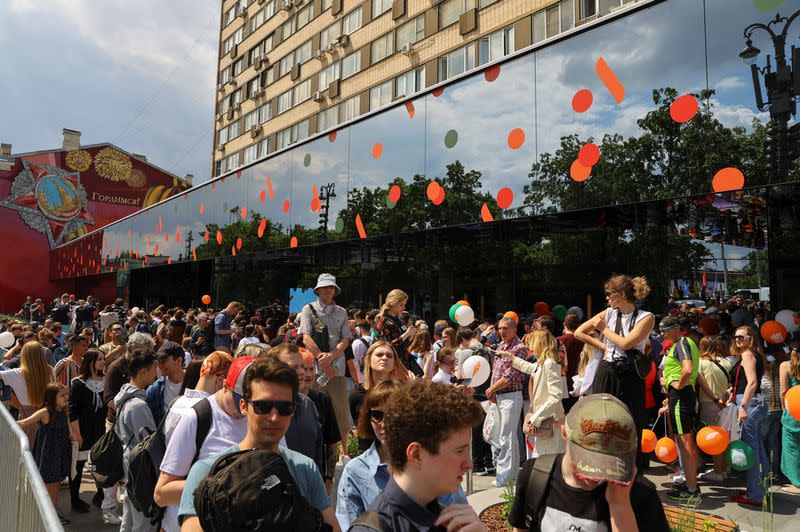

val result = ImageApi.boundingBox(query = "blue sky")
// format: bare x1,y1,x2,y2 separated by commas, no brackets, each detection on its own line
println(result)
0,0,219,182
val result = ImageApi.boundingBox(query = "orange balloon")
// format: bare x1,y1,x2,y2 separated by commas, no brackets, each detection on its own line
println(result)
655,437,678,463
760,320,787,344
534,301,550,316
641,429,657,453
787,385,800,423
457,300,470,306
696,426,729,456
201,295,211,305
503,311,519,324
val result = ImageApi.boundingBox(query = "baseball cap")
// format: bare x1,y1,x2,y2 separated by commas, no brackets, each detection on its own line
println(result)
157,340,184,360
564,394,637,486
660,340,674,355
225,356,256,395
659,315,681,332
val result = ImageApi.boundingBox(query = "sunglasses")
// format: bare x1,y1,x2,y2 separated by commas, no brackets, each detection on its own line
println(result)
734,335,750,341
368,409,385,423
248,399,295,416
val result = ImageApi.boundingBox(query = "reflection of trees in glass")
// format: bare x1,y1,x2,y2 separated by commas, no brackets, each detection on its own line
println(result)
519,88,782,215
727,250,768,292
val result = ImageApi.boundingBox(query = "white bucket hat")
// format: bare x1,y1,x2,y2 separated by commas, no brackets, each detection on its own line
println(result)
313,273,341,296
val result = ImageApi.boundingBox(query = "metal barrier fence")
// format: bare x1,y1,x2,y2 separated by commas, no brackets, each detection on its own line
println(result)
0,404,64,531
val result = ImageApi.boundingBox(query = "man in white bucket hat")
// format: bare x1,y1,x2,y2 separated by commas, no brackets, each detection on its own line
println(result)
299,273,352,458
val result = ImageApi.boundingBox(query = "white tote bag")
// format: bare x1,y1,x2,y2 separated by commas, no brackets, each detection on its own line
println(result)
718,404,741,442
481,400,501,446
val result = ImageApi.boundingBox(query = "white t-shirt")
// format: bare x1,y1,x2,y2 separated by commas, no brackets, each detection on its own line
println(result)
163,389,209,444
163,378,182,407
0,368,30,405
602,308,653,362
160,392,247,532
432,368,454,385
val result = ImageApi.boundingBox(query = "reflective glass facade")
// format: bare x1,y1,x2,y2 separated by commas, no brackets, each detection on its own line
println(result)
52,0,800,312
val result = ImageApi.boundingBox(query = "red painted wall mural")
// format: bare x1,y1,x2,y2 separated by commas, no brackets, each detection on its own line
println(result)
0,144,187,312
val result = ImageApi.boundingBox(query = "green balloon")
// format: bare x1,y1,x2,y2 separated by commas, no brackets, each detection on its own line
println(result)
449,303,463,323
552,304,567,321
334,217,344,232
725,440,755,471
385,194,397,209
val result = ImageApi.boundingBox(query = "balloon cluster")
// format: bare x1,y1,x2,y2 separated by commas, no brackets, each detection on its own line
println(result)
448,301,474,326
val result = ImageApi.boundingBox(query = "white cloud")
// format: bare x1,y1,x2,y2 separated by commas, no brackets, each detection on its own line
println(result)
714,75,746,91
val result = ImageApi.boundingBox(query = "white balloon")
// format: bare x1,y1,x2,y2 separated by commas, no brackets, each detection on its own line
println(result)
0,331,15,349
131,307,140,315
462,355,491,387
775,309,798,334
455,305,475,326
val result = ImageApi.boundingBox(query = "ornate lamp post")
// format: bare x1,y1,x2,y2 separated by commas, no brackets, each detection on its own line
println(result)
740,10,800,183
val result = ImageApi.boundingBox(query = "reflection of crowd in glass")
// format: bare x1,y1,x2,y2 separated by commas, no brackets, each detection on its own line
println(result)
1,277,798,531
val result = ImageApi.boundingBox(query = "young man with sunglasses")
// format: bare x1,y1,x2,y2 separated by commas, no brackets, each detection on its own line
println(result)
179,357,340,531
155,356,253,532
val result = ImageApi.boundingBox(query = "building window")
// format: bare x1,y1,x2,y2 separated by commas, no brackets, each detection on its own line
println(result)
341,52,361,79
282,17,296,39
534,0,574,42
579,0,597,19
371,33,394,64
396,15,424,51
321,0,332,9
293,79,311,105
318,62,340,91
439,0,475,29
223,5,237,27
222,27,244,54
279,40,312,77
219,97,230,114
244,110,260,130
247,78,261,98
215,160,222,175
224,153,239,172
372,0,392,18
479,0,500,7
478,26,514,65
340,95,359,122
369,81,392,110
233,58,244,76
258,102,271,123
230,88,242,107
277,90,292,114
275,120,309,150
249,35,274,64
395,66,424,98
296,3,314,30
318,106,338,131
220,66,232,84
250,2,276,33
438,43,476,81
320,21,341,50
243,144,259,164
342,7,363,35
258,138,270,157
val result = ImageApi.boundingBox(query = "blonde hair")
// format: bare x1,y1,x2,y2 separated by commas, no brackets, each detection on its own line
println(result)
20,342,53,407
790,342,800,380
235,342,269,358
605,275,651,302
378,289,408,319
730,326,764,360
523,329,559,365
577,332,601,377
699,336,718,360
363,340,409,388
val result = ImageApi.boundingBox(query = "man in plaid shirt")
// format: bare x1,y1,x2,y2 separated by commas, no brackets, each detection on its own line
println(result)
485,317,528,486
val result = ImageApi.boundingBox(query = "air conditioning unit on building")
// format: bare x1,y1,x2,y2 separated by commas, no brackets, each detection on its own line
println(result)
217,83,225,92
216,113,224,122
336,34,350,47
250,125,262,138
239,10,247,19
281,0,292,10
400,43,414,55
255,57,263,70
314,49,325,60
217,143,225,151
324,43,336,54
234,103,242,112
227,79,237,87
227,108,235,120
257,88,266,98
312,91,325,102
260,54,270,66
230,44,238,59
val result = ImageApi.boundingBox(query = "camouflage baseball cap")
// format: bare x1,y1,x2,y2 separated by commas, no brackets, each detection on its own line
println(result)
564,393,637,486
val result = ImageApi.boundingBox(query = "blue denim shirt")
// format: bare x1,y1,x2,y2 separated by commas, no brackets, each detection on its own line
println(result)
335,442,467,530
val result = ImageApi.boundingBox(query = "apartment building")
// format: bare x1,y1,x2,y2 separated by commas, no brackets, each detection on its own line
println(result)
211,0,637,176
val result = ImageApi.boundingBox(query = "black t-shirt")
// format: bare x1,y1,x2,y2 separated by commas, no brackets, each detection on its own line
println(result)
308,388,341,446
76,304,96,322
508,455,669,532
731,355,764,396
51,303,70,323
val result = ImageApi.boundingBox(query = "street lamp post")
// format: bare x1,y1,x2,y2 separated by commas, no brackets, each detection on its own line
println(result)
740,9,800,183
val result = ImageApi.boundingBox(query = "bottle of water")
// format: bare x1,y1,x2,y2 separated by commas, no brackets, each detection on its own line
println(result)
316,356,341,387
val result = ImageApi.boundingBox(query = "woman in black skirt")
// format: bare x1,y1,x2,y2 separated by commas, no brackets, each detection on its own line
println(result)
575,275,654,467
68,348,108,512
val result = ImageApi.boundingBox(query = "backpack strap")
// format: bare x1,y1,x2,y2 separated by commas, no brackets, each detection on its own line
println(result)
523,454,558,529
351,510,385,531
191,398,213,463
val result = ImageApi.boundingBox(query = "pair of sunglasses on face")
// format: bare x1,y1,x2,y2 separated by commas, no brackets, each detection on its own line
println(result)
247,399,295,416
368,409,385,423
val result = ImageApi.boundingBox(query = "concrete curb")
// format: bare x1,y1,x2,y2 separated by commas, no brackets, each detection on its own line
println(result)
467,486,505,514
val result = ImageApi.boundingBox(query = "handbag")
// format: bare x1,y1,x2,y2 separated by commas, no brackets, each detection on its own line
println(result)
481,401,501,446
719,363,744,441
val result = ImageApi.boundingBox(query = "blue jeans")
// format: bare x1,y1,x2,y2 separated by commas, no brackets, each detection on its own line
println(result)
737,394,768,500
760,409,782,476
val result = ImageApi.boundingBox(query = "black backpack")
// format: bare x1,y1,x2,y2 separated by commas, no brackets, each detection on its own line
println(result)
87,395,137,488
126,398,213,525
195,449,331,532
522,453,558,530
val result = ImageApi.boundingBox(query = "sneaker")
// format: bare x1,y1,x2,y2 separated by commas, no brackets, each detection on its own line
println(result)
698,469,726,482
490,480,498,487
731,494,761,506
71,498,91,513
103,510,122,525
485,466,496,475
671,472,686,484
667,485,701,501
473,466,488,476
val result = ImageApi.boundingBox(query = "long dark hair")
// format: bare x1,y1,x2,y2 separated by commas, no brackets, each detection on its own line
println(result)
180,360,203,395
42,382,66,421
78,348,104,380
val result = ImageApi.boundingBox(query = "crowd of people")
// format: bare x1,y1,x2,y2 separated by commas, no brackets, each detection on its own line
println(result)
0,274,798,531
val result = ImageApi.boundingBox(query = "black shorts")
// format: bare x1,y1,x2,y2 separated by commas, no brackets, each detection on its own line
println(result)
668,385,696,435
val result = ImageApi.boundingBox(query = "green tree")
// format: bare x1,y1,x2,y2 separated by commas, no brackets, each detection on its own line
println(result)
728,250,768,291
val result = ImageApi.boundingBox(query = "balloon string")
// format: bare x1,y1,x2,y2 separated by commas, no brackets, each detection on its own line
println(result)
650,414,662,431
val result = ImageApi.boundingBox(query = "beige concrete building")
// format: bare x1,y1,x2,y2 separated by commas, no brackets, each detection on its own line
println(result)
211,0,638,177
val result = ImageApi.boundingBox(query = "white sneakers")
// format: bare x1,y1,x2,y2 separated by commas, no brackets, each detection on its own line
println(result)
102,510,122,525
698,469,727,482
